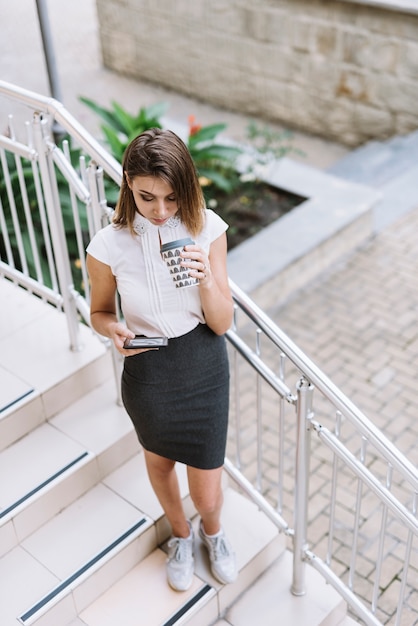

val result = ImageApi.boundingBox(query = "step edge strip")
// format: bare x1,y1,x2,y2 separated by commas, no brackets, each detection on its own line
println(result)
163,584,214,626
18,517,148,624
0,388,35,414
0,451,90,519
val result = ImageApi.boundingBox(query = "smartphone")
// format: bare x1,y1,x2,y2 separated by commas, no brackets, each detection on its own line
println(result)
124,336,168,349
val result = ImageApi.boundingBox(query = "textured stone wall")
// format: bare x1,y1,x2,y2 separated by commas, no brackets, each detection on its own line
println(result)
95,0,418,146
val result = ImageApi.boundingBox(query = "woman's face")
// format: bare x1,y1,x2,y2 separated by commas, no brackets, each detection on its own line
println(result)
127,175,179,226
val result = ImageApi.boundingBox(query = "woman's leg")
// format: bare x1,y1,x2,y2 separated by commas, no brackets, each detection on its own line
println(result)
187,465,224,535
188,465,237,584
143,449,190,538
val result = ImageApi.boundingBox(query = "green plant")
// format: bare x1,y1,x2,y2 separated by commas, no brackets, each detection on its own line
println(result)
186,115,243,194
79,97,169,163
244,120,304,178
79,97,170,205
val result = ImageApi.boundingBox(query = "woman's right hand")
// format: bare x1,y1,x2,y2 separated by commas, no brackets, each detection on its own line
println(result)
109,322,136,355
110,323,159,357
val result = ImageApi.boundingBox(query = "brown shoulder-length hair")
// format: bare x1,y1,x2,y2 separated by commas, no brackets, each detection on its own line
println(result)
113,128,206,237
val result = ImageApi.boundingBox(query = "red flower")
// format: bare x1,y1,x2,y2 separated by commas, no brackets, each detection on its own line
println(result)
188,114,202,136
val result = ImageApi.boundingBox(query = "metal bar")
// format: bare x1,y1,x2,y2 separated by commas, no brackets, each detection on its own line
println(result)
232,305,242,469
348,436,367,589
312,420,418,535
305,550,383,626
32,113,81,349
50,142,90,202
13,148,44,283
326,411,341,566
229,279,418,490
0,135,37,160
224,457,289,534
277,352,286,514
394,492,417,626
372,465,392,613
291,376,314,596
0,194,15,267
0,146,29,275
35,0,63,102
256,329,263,492
28,139,59,292
0,261,63,305
0,80,122,185
62,141,90,303
225,328,296,404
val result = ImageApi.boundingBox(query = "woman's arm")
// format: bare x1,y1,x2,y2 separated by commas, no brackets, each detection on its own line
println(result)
181,233,233,335
86,254,136,354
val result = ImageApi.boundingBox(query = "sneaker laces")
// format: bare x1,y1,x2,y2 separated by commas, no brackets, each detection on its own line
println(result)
168,536,193,563
207,535,231,561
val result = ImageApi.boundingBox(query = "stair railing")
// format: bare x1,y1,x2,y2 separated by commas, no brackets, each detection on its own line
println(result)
1,81,417,626
226,282,418,626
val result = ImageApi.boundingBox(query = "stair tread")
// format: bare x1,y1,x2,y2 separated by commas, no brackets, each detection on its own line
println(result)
0,381,140,557
20,483,150,580
0,366,34,413
0,422,87,518
226,550,346,626
0,284,106,396
49,380,133,456
0,381,134,517
79,548,216,626
77,488,285,626
0,278,109,433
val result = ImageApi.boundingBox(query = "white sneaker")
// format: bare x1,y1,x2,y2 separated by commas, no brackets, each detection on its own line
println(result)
199,520,237,584
166,521,194,591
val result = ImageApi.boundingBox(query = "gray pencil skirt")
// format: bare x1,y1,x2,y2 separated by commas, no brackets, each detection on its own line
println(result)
121,323,230,469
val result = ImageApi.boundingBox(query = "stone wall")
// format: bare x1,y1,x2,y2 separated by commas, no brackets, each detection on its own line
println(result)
95,0,418,146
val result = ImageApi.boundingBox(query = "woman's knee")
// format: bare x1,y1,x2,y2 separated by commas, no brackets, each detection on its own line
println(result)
144,450,176,480
188,467,223,514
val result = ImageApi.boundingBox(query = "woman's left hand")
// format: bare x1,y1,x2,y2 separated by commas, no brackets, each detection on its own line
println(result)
180,244,211,285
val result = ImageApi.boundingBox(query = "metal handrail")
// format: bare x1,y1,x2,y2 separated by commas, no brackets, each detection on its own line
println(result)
0,80,122,185
229,280,418,490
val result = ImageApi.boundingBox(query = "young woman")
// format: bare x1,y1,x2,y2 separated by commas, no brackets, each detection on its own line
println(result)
86,128,237,591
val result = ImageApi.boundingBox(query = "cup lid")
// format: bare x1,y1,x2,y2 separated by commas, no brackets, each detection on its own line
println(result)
160,237,195,253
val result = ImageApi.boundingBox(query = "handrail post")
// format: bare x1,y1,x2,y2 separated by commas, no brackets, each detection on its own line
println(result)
32,112,82,351
291,375,314,596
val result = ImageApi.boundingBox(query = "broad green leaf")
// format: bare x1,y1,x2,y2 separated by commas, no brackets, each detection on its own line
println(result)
111,101,137,136
79,96,125,133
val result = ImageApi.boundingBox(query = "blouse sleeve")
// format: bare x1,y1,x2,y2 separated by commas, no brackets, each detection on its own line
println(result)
86,226,112,266
205,209,229,241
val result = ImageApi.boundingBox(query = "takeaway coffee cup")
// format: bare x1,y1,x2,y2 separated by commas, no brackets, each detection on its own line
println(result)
160,238,199,288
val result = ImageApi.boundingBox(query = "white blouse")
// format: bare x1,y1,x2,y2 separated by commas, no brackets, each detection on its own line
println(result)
86,209,228,338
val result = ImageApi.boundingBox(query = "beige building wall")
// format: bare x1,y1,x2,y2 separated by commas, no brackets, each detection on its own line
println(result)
95,0,418,146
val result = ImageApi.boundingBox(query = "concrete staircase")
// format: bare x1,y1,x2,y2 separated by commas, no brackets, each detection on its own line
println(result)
0,278,355,626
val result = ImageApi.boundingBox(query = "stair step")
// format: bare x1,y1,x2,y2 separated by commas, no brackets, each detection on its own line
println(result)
0,380,137,555
77,487,285,626
1,452,192,625
225,550,347,626
328,130,418,187
0,279,113,451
